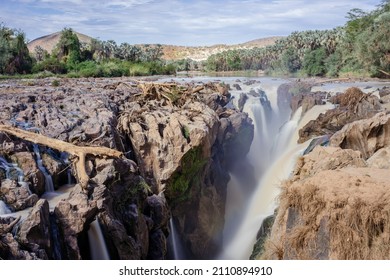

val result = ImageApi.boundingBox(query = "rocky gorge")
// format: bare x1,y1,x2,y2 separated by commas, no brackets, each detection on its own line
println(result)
1,76,390,260
0,77,253,260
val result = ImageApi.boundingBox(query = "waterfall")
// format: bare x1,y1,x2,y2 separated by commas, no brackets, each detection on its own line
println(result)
33,144,55,193
60,152,73,185
168,218,186,260
221,79,335,259
88,219,110,260
0,156,24,183
0,200,11,215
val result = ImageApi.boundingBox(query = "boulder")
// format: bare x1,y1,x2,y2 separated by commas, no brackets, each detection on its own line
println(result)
330,112,390,159
0,179,38,211
11,151,45,195
17,199,51,257
299,87,383,143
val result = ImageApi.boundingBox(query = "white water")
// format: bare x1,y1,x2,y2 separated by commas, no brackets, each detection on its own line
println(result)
60,152,73,185
0,200,11,215
0,156,25,184
33,144,55,193
169,219,185,260
221,81,335,260
88,219,110,260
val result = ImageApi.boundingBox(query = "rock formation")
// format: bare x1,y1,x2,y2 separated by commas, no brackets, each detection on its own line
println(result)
299,87,382,143
0,77,253,260
257,89,390,260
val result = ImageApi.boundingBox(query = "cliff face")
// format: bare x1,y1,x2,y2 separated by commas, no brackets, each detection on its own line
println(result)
258,86,390,260
0,78,253,259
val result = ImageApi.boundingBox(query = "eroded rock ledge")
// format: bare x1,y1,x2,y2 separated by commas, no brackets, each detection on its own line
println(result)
0,77,253,260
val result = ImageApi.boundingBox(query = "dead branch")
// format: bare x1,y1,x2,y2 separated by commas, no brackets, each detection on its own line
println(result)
379,69,390,77
0,125,122,190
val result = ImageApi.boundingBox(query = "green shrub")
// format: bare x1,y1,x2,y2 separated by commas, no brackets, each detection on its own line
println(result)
51,79,60,87
302,47,327,76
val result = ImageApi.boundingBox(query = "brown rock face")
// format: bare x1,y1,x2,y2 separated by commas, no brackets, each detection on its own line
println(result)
119,83,254,259
330,112,390,159
11,152,45,195
0,179,38,211
299,87,382,143
17,199,51,258
0,78,254,260
291,92,326,115
261,145,390,260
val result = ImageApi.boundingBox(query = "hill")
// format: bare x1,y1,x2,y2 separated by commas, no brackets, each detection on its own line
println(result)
27,31,93,54
160,36,282,61
28,31,281,61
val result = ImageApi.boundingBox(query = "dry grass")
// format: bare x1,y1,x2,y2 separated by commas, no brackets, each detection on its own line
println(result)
262,165,390,260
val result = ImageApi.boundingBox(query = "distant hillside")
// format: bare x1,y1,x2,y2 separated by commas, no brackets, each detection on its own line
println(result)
160,36,283,61
27,31,93,54
28,31,281,61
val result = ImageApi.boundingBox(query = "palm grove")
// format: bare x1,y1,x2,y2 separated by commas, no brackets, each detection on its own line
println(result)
0,1,389,78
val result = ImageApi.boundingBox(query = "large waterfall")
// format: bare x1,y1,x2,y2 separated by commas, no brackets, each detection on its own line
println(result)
220,77,334,259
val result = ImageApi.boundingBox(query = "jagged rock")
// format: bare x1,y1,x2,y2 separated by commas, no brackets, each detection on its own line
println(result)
291,146,366,181
17,199,51,258
11,151,45,195
237,93,247,112
250,214,275,260
0,233,41,260
41,152,67,188
367,147,390,169
0,78,254,260
299,87,382,143
290,91,326,116
233,84,242,91
121,100,220,193
379,86,390,97
54,184,98,259
0,179,38,211
144,195,170,230
330,112,390,159
147,229,167,260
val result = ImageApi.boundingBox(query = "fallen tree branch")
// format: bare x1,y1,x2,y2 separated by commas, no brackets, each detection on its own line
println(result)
379,69,390,77
0,125,122,190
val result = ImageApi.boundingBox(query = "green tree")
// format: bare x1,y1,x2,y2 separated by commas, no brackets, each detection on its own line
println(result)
54,28,81,69
355,11,390,76
302,47,327,76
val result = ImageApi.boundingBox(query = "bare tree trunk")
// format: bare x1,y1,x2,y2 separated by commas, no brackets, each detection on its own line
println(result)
0,125,122,189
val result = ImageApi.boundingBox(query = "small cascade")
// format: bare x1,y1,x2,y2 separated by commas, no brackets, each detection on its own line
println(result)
60,152,73,185
33,144,55,193
0,156,23,182
0,200,11,215
168,218,185,260
88,219,110,260
50,213,62,260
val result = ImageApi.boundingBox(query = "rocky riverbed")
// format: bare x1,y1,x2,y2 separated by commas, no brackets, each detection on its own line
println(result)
0,77,253,260
1,76,390,260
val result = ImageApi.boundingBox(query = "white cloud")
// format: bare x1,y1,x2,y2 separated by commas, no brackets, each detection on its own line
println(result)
0,0,381,45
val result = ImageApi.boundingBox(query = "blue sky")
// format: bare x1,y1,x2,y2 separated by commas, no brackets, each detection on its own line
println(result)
0,0,382,46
